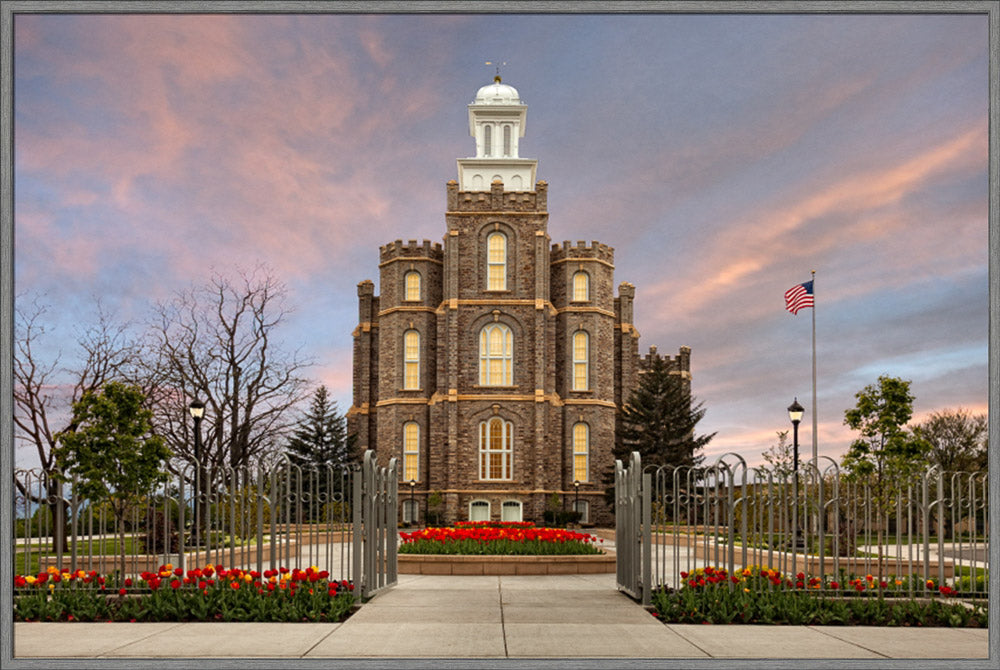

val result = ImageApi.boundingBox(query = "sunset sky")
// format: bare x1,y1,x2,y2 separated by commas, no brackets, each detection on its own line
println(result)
12,11,990,470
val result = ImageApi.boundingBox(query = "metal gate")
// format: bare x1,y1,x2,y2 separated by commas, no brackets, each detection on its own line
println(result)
615,451,651,605
353,450,398,599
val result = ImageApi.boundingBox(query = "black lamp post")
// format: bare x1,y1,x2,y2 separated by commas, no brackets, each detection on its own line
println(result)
574,480,580,524
409,479,416,526
189,400,205,547
787,398,804,551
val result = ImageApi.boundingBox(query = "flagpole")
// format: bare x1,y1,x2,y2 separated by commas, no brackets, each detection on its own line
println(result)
811,270,817,470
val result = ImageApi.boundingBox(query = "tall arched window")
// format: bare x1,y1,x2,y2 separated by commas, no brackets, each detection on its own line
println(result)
404,271,420,301
403,329,420,390
573,422,589,483
480,417,513,480
487,231,507,290
403,422,419,481
572,331,589,391
503,125,512,156
483,125,492,156
572,271,589,302
479,323,513,386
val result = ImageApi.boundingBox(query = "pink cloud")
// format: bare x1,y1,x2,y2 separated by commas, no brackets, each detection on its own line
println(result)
640,123,986,327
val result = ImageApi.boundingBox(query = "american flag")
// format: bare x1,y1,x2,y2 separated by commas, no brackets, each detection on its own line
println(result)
784,280,814,315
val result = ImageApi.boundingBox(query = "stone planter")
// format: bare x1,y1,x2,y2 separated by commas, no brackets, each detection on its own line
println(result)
398,551,616,575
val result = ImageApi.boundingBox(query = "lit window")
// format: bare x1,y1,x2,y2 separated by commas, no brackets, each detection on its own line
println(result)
501,500,522,522
484,125,492,156
479,417,513,480
469,500,490,521
403,330,420,389
503,125,512,156
572,271,589,302
405,271,420,301
487,232,506,290
573,422,589,482
479,323,513,386
403,422,419,481
572,331,589,391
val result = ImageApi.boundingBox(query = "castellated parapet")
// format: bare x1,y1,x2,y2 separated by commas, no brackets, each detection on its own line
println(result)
550,240,615,265
379,239,444,264
446,179,548,212
639,345,692,383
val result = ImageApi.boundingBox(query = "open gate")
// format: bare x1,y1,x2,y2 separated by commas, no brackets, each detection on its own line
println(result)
615,451,651,605
352,450,398,599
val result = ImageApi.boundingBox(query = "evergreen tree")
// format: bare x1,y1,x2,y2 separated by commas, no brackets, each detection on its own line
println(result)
284,386,354,515
614,355,714,470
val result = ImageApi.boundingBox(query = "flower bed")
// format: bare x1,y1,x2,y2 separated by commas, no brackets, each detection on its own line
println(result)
651,565,987,627
14,563,355,623
399,522,603,555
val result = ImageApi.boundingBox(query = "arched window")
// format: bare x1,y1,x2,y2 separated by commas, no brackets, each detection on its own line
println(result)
483,125,492,156
469,500,491,521
479,323,513,386
403,329,420,390
573,422,589,483
574,500,590,524
479,417,513,480
404,271,420,301
503,125,512,156
486,231,507,290
572,331,589,391
501,500,522,522
572,271,589,302
403,422,419,481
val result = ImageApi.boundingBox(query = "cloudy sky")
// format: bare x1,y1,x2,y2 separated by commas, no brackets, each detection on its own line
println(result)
13,10,990,470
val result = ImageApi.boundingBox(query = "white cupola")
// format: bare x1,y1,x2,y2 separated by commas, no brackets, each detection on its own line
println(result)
457,76,538,192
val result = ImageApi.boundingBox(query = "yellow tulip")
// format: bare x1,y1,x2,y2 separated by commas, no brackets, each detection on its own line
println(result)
25,576,36,585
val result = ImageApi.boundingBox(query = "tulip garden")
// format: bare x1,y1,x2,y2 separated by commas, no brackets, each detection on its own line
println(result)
651,565,988,627
399,521,605,555
13,563,356,623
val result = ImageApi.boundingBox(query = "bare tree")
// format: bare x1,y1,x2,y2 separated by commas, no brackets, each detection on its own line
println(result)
145,266,312,488
13,296,141,550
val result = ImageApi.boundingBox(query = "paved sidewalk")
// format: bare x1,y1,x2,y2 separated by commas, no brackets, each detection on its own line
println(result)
12,573,990,660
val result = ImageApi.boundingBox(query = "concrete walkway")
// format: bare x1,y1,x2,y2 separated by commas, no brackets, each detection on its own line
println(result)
12,573,989,661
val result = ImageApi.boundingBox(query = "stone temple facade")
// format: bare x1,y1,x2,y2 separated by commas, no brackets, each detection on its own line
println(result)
348,77,691,526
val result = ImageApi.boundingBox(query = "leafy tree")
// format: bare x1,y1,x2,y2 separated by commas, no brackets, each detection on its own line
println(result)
841,375,928,480
914,408,987,473
54,382,172,576
284,386,354,520
615,355,713,470
841,375,929,576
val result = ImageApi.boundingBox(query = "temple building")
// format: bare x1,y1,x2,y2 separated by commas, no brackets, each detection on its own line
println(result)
348,77,691,526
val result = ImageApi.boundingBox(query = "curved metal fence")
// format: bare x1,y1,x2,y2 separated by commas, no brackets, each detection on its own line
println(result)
14,450,398,600
615,452,988,604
